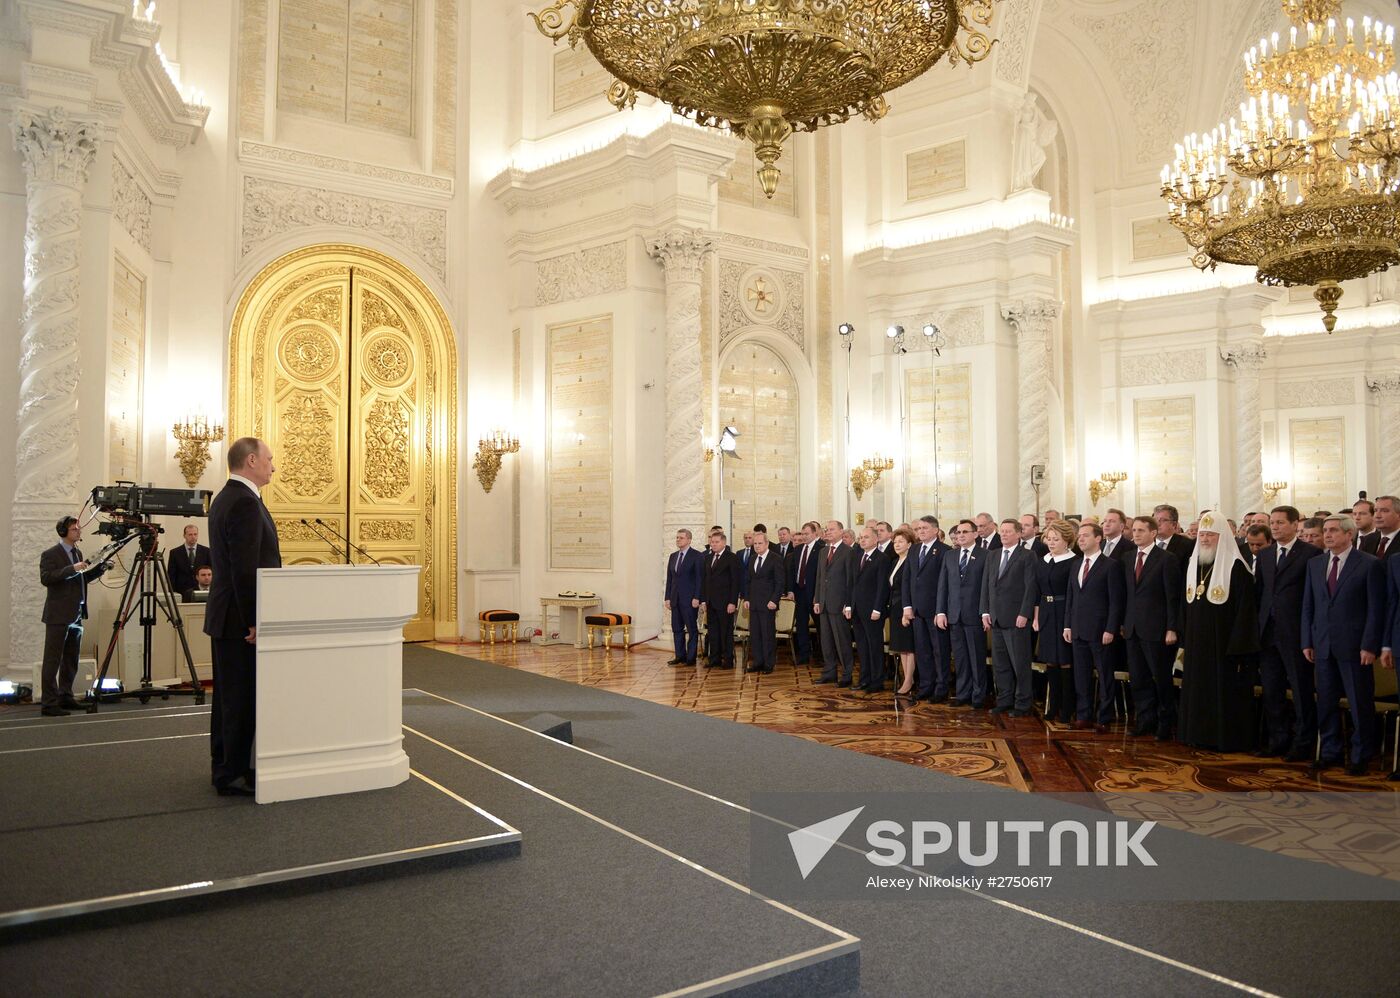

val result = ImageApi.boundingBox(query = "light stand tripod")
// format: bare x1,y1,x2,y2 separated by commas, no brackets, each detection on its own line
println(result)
87,520,205,711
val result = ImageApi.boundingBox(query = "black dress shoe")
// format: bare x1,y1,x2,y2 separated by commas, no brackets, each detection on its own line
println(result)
1345,762,1370,777
685,659,697,667
667,658,683,666
947,698,969,708
59,697,82,710
1306,760,1334,776
990,705,1010,715
1284,747,1312,763
1009,708,1031,718
1156,730,1174,742
40,706,70,717
216,784,254,797
1093,723,1108,734
1132,724,1155,737
1388,770,1400,782
836,680,852,688
930,692,949,704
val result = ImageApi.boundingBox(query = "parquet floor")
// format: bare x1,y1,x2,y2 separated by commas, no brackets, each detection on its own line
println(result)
431,638,1400,795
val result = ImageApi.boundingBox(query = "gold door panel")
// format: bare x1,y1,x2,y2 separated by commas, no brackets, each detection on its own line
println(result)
229,245,457,641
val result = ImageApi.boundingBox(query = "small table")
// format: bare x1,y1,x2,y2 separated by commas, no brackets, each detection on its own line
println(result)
537,596,602,648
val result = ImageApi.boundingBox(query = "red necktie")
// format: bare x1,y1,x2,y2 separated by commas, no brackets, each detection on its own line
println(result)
1379,536,1390,558
1081,558,1091,586
826,545,835,565
1327,555,1340,596
1135,549,1145,583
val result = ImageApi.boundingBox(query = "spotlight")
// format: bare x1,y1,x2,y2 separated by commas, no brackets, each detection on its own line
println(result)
922,323,939,338
85,677,124,701
838,322,855,337
885,324,904,339
0,680,33,704
718,425,741,456
922,321,946,357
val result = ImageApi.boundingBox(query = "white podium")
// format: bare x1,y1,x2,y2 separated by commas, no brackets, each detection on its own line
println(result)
254,564,421,804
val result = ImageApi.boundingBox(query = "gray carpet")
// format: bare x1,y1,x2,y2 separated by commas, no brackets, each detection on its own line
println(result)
0,716,515,921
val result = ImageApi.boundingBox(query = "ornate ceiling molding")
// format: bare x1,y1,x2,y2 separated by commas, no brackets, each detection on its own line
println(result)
239,140,454,198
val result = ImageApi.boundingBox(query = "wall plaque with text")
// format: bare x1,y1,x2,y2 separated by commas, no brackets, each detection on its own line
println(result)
548,317,613,571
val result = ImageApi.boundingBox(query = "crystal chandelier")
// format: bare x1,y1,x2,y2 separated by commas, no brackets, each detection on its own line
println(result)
529,0,1002,198
1161,0,1400,332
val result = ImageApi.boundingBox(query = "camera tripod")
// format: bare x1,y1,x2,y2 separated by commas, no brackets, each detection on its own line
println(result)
88,522,204,711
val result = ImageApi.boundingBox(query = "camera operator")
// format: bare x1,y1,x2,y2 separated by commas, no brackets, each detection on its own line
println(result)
39,516,108,716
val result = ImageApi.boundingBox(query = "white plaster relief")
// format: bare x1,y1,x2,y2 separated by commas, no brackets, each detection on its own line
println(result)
1120,350,1206,387
1276,377,1356,409
111,154,151,251
534,241,627,306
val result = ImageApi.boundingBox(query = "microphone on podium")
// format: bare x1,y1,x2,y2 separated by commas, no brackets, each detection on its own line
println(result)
301,518,347,562
315,518,383,566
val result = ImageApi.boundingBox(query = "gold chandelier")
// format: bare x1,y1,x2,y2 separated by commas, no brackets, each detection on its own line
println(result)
1162,0,1400,332
529,0,1002,198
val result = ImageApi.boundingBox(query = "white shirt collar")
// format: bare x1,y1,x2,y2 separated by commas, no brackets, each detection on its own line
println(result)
1046,551,1076,563
1327,546,1351,568
229,473,261,497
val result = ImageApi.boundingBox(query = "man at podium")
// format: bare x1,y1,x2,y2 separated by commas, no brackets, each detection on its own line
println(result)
205,437,282,797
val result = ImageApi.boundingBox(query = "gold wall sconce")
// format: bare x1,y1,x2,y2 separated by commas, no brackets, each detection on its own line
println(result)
850,454,894,500
171,414,224,487
1262,480,1288,504
474,429,521,492
1088,470,1127,506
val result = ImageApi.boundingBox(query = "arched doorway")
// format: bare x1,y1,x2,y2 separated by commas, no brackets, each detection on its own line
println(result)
228,244,457,641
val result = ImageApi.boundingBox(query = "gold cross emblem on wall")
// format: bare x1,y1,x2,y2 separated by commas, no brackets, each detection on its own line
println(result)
746,277,774,314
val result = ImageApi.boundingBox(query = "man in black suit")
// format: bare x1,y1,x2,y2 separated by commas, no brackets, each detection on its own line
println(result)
1302,514,1386,776
183,565,214,603
785,521,824,665
1121,516,1183,739
1017,514,1049,558
775,526,794,561
902,515,951,701
1255,505,1322,760
1153,504,1194,562
664,528,704,666
703,531,743,669
874,521,898,563
743,529,785,673
1361,494,1398,559
167,523,212,595
1351,498,1376,549
848,526,890,692
973,513,1001,554
205,436,282,797
1063,521,1126,732
1100,509,1132,563
936,519,988,708
980,519,1037,715
1383,554,1400,779
38,516,108,716
813,520,856,685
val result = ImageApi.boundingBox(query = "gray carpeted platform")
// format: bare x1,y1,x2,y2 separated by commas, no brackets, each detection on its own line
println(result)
0,713,518,926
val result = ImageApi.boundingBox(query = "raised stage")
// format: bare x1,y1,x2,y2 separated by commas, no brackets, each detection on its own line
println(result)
0,645,1397,996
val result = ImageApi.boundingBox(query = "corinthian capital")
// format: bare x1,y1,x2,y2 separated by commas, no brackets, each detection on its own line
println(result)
1221,340,1267,370
11,106,100,189
1001,298,1060,338
646,228,714,283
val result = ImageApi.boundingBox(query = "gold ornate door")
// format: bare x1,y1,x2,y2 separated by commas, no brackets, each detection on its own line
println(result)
228,245,457,641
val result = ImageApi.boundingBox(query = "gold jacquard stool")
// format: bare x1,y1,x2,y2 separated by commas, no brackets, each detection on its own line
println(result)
584,613,632,651
478,609,520,645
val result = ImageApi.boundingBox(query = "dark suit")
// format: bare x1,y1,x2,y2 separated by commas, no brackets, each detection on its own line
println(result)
1302,549,1386,765
976,533,1001,556
1019,538,1050,560
39,542,106,708
903,540,951,698
1100,535,1133,564
167,542,212,596
1360,530,1398,560
814,541,856,682
787,539,824,664
1063,551,1126,724
1387,555,1400,660
1160,533,1194,562
1255,538,1322,753
936,545,988,704
1121,545,1183,736
204,479,282,789
703,549,743,667
980,543,1036,711
665,546,704,663
745,549,785,672
849,548,891,691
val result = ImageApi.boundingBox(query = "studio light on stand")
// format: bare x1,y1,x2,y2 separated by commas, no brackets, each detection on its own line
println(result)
922,322,946,356
886,324,906,354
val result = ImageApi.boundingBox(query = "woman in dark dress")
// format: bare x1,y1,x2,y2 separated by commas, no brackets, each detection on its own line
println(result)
886,526,917,696
1029,520,1080,724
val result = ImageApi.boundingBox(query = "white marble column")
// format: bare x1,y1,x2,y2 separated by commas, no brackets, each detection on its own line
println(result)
1368,372,1400,496
9,106,100,680
646,229,713,639
1001,299,1060,514
1222,340,1267,513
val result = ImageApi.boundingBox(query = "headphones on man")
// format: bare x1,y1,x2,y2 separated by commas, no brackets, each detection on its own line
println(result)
55,516,78,537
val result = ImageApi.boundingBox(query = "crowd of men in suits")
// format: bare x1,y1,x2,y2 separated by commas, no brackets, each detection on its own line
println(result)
664,494,1400,778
